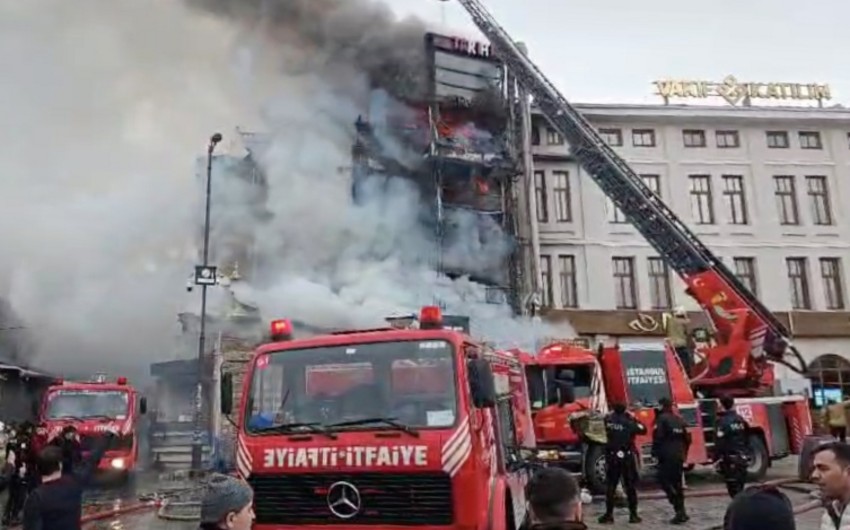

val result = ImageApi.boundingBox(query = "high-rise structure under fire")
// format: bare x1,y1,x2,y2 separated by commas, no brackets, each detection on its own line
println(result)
351,33,533,315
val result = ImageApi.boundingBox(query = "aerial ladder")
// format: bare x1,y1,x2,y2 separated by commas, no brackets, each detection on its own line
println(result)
453,0,807,394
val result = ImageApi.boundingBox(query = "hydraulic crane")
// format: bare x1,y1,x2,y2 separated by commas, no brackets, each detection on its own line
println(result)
453,0,807,394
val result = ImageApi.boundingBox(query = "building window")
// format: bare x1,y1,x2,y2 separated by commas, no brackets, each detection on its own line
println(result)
806,175,833,226
546,128,564,145
716,130,740,148
647,257,672,310
722,175,748,225
531,126,540,146
821,258,845,310
683,129,706,148
786,257,811,310
558,255,578,308
540,255,553,308
599,128,623,146
799,131,823,150
641,174,661,196
552,171,572,223
773,176,799,225
607,199,627,224
534,171,548,223
688,175,714,224
612,257,638,309
766,131,789,149
632,129,656,147
733,257,758,296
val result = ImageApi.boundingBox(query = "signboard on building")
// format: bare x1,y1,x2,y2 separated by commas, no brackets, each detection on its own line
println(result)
426,33,502,104
653,75,831,106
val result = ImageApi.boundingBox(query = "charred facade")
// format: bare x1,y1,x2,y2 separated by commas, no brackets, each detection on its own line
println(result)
351,33,524,312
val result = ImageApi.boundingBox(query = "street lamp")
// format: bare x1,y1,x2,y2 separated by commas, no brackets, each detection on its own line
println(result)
191,132,223,471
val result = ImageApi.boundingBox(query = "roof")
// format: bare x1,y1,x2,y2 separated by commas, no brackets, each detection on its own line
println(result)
533,102,850,125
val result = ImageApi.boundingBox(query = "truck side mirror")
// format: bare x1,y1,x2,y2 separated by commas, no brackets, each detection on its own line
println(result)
139,397,148,415
221,372,234,415
467,358,497,408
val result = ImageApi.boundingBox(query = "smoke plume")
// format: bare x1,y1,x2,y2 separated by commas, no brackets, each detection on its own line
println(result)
0,0,572,381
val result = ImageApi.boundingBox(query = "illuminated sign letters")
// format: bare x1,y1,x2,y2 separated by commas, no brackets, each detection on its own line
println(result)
653,75,831,106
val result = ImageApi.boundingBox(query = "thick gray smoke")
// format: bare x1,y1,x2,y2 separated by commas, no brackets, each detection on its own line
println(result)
0,0,573,380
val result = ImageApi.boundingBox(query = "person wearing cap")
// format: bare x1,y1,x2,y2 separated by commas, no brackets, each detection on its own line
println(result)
652,397,691,524
199,474,255,530
723,485,796,530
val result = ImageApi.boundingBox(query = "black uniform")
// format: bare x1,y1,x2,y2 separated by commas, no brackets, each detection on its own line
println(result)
715,409,750,497
4,431,31,525
601,410,647,519
652,410,691,522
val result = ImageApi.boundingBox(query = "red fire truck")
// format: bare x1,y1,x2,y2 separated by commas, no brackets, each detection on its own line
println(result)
35,374,147,480
525,342,812,493
221,307,536,530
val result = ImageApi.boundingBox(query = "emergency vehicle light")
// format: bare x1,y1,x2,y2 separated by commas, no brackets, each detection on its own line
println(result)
419,306,443,330
270,319,293,341
116,377,128,385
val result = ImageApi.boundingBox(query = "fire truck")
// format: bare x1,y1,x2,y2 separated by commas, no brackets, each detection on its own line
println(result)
35,374,148,480
446,0,813,492
221,307,535,530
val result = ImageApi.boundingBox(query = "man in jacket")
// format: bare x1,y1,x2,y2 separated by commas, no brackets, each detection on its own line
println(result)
653,397,691,524
598,402,647,524
811,441,850,530
715,397,751,498
22,427,116,530
521,467,586,530
823,399,848,443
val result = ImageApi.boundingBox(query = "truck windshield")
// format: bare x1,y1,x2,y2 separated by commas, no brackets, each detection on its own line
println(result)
245,340,457,434
526,364,594,410
622,347,672,406
45,390,130,419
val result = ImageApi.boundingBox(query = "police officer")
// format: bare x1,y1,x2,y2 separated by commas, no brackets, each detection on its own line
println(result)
49,426,82,477
715,396,750,498
597,402,646,525
652,397,691,525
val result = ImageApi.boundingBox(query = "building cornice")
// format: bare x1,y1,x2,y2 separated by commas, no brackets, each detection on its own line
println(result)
533,103,850,125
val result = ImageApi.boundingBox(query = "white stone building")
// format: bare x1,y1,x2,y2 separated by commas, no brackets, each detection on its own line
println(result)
528,103,850,397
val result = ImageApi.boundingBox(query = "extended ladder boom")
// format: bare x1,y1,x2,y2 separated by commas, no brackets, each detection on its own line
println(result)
454,0,804,373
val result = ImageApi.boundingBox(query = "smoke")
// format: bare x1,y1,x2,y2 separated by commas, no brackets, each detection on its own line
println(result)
0,0,572,380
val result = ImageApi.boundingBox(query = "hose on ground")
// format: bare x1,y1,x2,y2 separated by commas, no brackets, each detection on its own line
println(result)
157,500,202,521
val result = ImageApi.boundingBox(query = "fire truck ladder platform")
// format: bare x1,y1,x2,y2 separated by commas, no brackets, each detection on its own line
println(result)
453,0,805,373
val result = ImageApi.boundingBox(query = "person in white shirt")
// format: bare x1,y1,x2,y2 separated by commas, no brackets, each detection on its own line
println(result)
811,442,850,530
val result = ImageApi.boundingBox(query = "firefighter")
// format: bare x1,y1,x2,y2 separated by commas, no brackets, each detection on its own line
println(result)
663,307,692,376
597,402,646,525
715,396,750,498
652,397,691,525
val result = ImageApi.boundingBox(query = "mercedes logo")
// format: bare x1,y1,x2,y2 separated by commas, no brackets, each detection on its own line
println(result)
327,481,361,519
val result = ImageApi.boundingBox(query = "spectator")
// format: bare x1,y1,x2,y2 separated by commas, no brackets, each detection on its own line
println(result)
723,486,795,530
811,442,850,529
22,429,115,530
823,399,849,443
521,467,585,530
200,474,255,530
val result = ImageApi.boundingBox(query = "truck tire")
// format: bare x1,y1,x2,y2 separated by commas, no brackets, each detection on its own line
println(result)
584,444,607,495
746,435,769,481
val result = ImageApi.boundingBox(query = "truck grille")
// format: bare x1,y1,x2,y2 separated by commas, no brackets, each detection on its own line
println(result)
79,434,133,452
248,472,453,525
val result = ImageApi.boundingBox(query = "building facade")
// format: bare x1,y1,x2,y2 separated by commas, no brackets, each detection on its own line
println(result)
527,103,850,396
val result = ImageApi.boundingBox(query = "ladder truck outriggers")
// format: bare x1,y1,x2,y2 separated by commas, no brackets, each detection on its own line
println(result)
450,0,813,492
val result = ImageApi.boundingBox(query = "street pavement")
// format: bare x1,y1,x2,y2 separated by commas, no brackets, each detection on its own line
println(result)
82,458,824,530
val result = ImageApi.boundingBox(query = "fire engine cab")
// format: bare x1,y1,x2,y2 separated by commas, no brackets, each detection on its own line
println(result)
36,374,147,480
221,307,535,530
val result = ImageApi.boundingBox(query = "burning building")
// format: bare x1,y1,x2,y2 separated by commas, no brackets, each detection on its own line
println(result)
351,33,527,313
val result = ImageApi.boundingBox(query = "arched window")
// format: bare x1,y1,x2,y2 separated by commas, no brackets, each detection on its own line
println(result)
808,354,850,406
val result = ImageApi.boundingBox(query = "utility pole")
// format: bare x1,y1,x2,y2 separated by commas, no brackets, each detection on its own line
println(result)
191,132,223,471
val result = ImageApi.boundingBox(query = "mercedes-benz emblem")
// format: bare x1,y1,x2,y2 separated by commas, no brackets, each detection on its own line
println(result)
327,481,361,519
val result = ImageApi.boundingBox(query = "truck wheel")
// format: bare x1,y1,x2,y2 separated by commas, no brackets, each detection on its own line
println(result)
584,445,607,495
746,435,769,481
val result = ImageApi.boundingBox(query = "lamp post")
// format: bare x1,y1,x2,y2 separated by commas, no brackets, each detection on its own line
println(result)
191,132,223,471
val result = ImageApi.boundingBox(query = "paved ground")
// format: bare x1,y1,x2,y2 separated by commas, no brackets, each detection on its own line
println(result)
81,458,824,530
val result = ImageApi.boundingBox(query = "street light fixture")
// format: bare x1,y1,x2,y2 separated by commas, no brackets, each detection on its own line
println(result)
191,132,223,471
